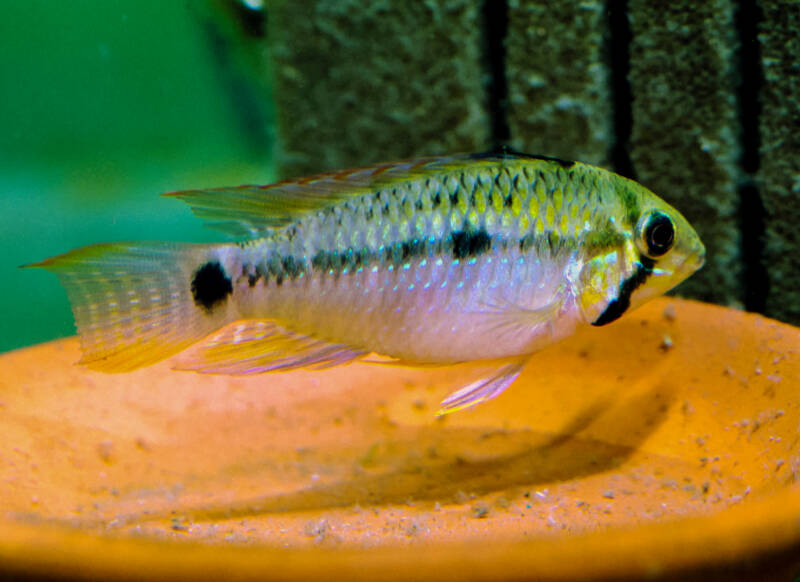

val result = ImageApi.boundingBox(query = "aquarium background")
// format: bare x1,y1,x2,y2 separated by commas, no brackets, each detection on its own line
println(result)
1,0,798,354
0,2,274,353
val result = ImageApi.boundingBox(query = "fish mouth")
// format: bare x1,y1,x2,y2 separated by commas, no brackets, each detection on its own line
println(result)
681,245,706,275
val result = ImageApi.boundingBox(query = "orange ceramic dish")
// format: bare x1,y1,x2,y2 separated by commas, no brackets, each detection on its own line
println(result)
1,298,799,580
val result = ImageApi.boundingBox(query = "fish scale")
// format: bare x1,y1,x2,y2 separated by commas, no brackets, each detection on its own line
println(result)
231,162,623,362
30,151,705,413
249,159,593,277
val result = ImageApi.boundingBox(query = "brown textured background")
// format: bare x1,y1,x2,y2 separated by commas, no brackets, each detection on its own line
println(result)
266,0,489,177
759,1,800,323
505,0,611,167
627,0,741,305
258,0,798,324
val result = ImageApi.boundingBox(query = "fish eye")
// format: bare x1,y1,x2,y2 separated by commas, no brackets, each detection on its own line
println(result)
639,211,675,258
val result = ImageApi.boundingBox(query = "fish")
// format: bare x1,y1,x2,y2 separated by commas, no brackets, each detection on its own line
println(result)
28,151,705,414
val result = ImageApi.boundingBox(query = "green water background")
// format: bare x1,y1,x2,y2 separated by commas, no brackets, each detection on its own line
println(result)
0,3,274,353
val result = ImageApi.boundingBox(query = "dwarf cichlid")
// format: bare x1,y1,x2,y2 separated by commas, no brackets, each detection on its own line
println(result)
31,151,705,413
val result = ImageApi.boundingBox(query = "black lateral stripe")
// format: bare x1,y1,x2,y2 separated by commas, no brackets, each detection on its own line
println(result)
256,229,583,284
452,229,492,259
591,256,655,326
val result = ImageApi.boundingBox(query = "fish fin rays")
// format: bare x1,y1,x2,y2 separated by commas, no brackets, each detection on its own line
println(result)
472,295,563,345
27,242,227,372
173,319,367,375
163,154,522,237
437,360,526,415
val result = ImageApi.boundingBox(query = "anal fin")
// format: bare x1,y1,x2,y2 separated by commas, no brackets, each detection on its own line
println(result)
172,319,366,375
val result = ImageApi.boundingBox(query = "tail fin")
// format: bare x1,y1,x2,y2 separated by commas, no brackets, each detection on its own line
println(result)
27,242,236,372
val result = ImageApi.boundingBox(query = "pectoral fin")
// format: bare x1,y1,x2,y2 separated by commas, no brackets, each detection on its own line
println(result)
471,293,564,347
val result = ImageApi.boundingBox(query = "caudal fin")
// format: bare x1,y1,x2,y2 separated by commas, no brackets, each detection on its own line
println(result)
27,242,236,372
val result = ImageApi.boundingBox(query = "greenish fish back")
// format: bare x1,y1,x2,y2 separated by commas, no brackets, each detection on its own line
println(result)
232,153,630,288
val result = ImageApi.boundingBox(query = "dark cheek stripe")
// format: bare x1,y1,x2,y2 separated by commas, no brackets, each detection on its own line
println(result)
591,256,655,326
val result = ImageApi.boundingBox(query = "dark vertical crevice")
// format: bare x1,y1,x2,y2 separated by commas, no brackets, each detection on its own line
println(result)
606,0,635,179
738,182,768,311
735,0,768,312
481,0,510,150
735,0,761,175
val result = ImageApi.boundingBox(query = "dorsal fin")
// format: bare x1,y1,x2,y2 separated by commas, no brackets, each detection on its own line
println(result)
164,152,560,237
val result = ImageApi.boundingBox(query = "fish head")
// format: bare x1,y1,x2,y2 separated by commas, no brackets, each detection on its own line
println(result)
582,178,705,326
627,183,706,305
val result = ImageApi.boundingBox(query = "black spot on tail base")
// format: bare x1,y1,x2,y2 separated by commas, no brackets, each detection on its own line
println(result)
192,261,233,312
452,229,492,259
